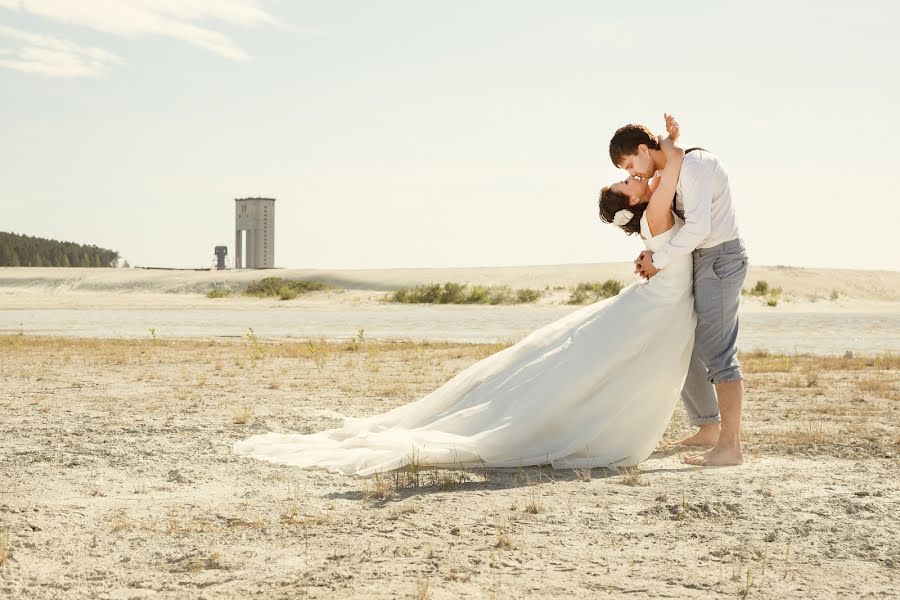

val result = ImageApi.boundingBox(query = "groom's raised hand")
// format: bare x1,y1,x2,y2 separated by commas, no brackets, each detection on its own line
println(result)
635,251,660,280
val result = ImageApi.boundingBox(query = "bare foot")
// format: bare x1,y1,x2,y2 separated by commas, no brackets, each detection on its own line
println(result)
682,443,744,466
673,423,720,447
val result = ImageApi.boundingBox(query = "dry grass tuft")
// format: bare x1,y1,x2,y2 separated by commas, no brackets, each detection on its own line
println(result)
495,530,513,550
110,512,135,532
416,578,431,600
232,406,252,425
0,531,10,567
803,368,820,387
524,488,543,514
618,466,648,487
768,422,828,447
362,473,396,501
387,504,419,521
280,508,329,526
857,377,895,396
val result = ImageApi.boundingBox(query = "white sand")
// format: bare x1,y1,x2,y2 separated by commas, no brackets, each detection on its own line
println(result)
1,339,898,599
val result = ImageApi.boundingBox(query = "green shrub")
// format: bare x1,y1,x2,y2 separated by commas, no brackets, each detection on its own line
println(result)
567,280,624,305
465,285,490,304
516,288,542,303
767,298,778,307
244,277,328,298
747,280,782,299
206,288,230,299
388,282,543,305
440,282,467,304
487,286,515,305
278,286,299,301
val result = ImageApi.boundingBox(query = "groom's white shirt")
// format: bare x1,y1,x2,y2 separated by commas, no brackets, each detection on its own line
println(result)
651,150,740,270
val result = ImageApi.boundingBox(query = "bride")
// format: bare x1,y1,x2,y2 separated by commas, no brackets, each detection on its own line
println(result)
234,116,694,476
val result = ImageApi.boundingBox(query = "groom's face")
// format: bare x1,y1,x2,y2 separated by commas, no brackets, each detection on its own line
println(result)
617,145,655,180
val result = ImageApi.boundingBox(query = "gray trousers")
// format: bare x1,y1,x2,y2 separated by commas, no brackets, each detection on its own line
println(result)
681,238,749,426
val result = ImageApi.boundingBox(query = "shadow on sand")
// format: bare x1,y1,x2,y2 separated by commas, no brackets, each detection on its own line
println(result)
324,454,697,504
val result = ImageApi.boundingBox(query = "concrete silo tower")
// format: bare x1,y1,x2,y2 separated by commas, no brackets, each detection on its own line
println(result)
235,197,275,269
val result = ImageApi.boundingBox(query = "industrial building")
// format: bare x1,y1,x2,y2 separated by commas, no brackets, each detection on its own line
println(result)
234,197,275,269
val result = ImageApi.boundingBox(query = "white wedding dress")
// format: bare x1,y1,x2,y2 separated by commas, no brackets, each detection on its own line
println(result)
234,214,696,475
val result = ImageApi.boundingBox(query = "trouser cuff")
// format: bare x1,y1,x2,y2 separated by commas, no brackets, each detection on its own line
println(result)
689,415,722,427
710,369,744,385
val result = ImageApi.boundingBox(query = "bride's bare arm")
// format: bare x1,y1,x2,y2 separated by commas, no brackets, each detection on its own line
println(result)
643,114,684,237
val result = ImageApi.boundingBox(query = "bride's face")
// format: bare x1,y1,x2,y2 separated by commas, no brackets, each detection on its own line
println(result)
610,177,649,207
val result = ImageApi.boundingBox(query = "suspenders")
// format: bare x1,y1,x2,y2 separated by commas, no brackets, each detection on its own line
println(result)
672,147,707,219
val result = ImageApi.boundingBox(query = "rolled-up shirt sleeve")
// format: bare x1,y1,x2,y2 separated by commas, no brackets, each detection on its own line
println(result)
651,157,712,270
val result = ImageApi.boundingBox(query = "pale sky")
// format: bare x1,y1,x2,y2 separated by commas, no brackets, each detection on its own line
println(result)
1,1,897,271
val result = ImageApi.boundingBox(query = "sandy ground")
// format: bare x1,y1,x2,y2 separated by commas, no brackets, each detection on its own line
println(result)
1,265,898,312
1,336,898,599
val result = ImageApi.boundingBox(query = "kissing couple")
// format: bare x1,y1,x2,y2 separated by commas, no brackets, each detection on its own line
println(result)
234,114,749,474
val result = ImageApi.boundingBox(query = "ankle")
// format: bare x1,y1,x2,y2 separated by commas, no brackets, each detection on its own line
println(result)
715,436,742,450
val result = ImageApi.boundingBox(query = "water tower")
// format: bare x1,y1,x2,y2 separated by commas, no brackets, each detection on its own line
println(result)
235,197,275,269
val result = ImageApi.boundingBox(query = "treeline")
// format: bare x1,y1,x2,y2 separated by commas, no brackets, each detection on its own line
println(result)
0,231,120,267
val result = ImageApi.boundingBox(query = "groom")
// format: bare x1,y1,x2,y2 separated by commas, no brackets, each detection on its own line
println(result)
609,121,748,466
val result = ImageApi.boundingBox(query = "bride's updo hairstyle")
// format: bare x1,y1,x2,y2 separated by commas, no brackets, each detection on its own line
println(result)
598,186,645,236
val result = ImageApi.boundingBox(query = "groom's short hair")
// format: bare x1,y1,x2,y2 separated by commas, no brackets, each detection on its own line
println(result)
609,124,660,167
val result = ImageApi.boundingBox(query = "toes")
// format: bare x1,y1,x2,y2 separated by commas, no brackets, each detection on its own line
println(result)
681,454,704,465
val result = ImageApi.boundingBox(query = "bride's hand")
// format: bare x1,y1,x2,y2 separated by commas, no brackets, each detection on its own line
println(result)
659,136,683,159
664,113,680,141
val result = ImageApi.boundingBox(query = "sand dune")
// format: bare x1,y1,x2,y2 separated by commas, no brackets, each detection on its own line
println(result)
1,264,898,302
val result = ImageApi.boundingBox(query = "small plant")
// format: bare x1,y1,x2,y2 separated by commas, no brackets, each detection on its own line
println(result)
767,298,778,307
246,328,265,362
830,290,840,301
148,327,158,342
305,338,330,370
346,329,366,352
206,288,230,299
